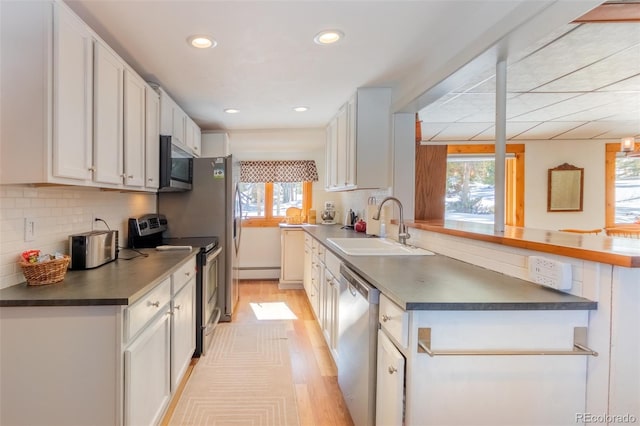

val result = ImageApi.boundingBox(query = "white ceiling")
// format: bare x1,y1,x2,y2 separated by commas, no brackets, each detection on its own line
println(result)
419,21,640,142
62,0,626,138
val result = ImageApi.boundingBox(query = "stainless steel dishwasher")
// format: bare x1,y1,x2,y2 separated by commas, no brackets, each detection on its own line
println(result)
338,263,380,426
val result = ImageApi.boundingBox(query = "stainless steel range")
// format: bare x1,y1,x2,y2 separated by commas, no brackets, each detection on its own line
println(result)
128,214,221,356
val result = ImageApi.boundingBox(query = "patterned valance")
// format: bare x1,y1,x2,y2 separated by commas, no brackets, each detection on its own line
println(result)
240,160,319,183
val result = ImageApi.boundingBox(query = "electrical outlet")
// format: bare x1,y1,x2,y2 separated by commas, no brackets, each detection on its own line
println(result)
528,256,572,290
24,217,36,242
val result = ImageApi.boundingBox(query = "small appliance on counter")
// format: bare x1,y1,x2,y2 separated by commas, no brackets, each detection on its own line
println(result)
344,208,357,228
321,201,337,224
68,230,118,270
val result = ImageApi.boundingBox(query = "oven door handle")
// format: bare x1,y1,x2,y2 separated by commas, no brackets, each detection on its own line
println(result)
204,307,221,336
206,246,223,264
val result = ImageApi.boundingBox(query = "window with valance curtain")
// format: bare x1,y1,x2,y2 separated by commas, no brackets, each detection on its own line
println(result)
238,160,318,226
240,160,319,183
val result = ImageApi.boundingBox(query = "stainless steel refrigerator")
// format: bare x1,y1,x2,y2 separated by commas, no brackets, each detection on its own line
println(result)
158,155,241,322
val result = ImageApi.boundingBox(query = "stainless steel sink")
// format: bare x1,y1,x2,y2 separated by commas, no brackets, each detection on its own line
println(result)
326,238,434,256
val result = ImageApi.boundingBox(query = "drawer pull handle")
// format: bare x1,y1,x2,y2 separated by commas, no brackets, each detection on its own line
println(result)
382,314,392,322
149,301,160,308
185,271,191,277
417,327,598,357
388,366,398,375
174,305,181,310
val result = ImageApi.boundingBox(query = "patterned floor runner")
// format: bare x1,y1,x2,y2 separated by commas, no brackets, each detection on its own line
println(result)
169,321,300,426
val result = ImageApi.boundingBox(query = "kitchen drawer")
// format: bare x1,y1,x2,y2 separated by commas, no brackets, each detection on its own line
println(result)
311,239,325,263
324,250,341,278
380,294,409,349
304,233,312,247
172,257,196,295
125,277,171,342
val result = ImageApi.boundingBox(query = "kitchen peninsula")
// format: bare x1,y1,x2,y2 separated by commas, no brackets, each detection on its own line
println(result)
303,223,638,425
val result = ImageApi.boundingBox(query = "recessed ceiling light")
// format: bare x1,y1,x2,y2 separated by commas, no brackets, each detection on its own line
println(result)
293,106,309,112
187,35,217,49
313,29,344,45
224,108,240,114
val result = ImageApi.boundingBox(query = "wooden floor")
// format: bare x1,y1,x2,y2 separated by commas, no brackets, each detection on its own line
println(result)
163,279,354,426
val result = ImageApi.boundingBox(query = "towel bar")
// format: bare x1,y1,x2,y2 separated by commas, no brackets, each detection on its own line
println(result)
417,326,598,357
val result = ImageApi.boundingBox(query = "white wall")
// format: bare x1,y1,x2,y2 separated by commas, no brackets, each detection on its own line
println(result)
0,185,156,289
229,128,327,279
524,140,607,230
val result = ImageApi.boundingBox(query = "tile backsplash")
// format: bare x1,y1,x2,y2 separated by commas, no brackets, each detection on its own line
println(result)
0,185,156,289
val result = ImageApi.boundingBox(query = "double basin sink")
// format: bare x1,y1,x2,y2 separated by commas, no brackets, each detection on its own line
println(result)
326,237,434,256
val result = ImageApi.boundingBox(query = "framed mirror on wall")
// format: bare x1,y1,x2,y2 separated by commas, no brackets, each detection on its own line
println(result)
547,163,584,212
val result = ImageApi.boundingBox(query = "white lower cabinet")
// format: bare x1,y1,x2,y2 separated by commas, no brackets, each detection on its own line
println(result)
377,293,592,426
321,265,340,361
124,306,172,426
280,227,305,287
303,237,312,296
171,278,196,391
376,330,405,426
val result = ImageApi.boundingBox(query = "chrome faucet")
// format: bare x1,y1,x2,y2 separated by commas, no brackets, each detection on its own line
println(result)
373,196,410,245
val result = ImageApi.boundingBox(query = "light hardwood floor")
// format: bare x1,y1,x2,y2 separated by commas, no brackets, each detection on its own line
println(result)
162,280,354,426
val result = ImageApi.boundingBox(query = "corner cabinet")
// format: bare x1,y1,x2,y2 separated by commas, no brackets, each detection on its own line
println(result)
325,88,391,191
0,0,157,192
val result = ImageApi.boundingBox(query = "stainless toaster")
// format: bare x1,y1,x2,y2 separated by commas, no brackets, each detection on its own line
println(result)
69,230,119,269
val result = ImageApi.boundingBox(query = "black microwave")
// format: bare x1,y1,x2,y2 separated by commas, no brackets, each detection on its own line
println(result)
159,135,193,192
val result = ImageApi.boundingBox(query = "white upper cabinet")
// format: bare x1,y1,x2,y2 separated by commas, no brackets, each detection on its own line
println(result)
157,86,201,157
123,70,146,187
185,117,201,157
172,103,186,146
93,42,124,185
94,42,147,189
52,2,94,181
0,1,155,192
1,1,94,185
145,88,160,189
325,88,392,191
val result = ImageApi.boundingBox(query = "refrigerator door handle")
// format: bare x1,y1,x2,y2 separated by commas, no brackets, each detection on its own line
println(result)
234,182,242,254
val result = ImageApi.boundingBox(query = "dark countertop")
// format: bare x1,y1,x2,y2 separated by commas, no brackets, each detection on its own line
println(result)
0,248,198,307
303,225,597,311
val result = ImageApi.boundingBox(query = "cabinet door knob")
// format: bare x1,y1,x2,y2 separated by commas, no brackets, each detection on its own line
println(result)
148,178,153,182
128,175,134,179
388,366,398,375
382,314,392,322
174,304,181,310
88,166,95,172
149,301,160,307
185,271,191,277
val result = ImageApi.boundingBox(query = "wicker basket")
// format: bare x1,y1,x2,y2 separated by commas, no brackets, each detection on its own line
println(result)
285,215,303,225
20,255,70,286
